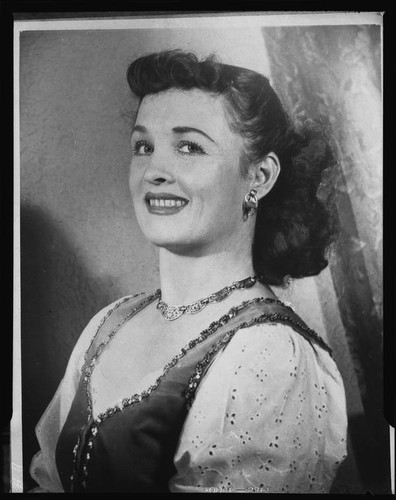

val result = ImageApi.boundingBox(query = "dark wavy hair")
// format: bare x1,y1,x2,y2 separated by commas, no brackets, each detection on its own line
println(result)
126,50,338,286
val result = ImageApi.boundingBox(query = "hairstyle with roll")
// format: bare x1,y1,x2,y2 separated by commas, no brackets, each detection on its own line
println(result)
126,50,338,286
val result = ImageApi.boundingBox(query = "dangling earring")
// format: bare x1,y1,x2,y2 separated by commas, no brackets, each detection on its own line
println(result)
243,188,258,220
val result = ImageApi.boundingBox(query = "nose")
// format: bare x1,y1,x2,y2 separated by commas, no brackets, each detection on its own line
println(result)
143,154,176,186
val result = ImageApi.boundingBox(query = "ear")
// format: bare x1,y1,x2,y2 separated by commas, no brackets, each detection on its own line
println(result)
249,152,281,201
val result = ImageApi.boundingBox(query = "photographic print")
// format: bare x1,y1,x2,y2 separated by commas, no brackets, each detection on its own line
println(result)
11,11,388,494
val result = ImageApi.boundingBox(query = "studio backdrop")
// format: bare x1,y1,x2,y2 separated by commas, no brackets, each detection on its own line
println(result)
17,15,386,494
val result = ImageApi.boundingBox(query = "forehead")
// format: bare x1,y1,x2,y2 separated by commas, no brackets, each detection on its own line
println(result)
136,88,231,134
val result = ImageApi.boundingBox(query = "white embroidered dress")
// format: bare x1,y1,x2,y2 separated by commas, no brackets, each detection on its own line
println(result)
30,296,348,493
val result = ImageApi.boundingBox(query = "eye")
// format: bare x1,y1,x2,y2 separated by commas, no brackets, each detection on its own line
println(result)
178,140,207,156
132,140,153,156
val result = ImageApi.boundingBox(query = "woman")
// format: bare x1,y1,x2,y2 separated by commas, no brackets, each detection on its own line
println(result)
30,50,347,493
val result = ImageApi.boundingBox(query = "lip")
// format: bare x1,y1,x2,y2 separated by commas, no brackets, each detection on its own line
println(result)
144,191,189,215
145,192,189,202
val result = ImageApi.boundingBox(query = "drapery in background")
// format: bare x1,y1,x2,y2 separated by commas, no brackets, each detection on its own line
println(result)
262,24,386,494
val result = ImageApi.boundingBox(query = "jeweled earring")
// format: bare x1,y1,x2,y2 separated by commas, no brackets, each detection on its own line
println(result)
242,188,258,220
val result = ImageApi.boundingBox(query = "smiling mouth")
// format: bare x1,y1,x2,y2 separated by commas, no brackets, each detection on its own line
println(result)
144,193,189,215
148,199,187,208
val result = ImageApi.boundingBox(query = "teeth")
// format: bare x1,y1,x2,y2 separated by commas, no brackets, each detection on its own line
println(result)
148,199,186,208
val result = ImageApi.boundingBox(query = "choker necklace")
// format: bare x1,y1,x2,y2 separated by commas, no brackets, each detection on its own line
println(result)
156,275,260,321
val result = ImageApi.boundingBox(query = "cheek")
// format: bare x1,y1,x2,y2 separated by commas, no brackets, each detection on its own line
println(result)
192,176,244,221
210,164,245,205
129,165,143,199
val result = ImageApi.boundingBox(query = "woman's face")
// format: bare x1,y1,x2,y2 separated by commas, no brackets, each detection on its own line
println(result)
129,88,251,253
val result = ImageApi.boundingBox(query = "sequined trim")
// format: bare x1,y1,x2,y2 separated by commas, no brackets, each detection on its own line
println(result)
83,291,159,419
83,293,144,365
70,294,330,491
185,310,332,410
71,291,159,491
71,295,262,490
70,434,82,492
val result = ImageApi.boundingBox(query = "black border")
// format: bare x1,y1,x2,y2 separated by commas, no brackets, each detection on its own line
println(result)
382,10,394,430
1,1,391,494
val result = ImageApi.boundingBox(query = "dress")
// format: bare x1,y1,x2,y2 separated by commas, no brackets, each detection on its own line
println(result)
30,291,348,493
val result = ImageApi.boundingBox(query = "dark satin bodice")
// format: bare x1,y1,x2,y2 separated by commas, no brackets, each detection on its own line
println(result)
55,293,331,493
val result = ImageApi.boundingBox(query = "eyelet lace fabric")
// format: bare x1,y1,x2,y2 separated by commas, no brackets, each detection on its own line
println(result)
30,295,348,493
170,323,347,493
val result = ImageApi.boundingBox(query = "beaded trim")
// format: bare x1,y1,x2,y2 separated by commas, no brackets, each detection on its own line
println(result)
83,293,144,365
71,295,267,490
185,310,332,410
70,294,330,491
83,291,159,419
71,291,158,491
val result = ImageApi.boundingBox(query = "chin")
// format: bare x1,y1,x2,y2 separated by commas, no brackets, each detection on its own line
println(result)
135,208,210,252
139,223,189,248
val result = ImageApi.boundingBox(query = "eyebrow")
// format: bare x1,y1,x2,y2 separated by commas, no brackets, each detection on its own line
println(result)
132,124,215,143
172,126,215,143
132,124,147,134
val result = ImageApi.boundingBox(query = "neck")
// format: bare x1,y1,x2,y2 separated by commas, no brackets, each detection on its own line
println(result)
158,240,255,306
